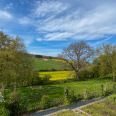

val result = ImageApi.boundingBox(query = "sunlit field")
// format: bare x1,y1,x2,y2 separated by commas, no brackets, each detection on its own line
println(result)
52,59,74,64
33,58,72,70
39,71,75,80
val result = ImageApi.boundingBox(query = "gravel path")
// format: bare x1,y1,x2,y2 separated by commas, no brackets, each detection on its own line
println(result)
28,97,107,116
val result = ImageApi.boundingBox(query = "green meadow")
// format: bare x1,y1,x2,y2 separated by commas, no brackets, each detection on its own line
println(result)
0,77,115,111
33,58,71,70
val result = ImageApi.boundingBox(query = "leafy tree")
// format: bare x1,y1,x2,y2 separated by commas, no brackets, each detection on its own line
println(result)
19,51,35,87
0,30,13,99
58,41,94,81
96,43,116,80
9,36,26,92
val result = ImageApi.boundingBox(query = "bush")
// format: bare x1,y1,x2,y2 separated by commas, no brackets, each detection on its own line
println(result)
4,91,22,116
63,96,70,105
108,94,116,101
5,101,20,116
68,89,76,103
78,69,90,81
10,91,22,102
83,89,89,100
42,74,52,84
51,68,56,71
41,95,51,109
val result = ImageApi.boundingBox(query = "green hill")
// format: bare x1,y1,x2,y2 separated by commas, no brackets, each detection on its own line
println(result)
33,58,72,71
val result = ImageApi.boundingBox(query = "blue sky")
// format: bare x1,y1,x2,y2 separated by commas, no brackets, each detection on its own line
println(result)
0,0,116,57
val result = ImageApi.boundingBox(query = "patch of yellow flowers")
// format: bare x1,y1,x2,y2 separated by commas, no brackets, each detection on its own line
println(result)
39,71,75,80
52,59,74,64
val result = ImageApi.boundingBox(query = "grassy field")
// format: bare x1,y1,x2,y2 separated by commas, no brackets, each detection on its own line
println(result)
33,58,71,70
80,94,116,116
0,77,115,111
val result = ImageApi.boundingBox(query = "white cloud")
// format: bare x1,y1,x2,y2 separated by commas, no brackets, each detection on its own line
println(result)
0,10,12,20
32,1,70,18
4,3,13,10
18,0,116,42
44,32,74,41
36,38,43,42
91,36,113,46
35,3,116,41
19,17,33,25
19,0,24,4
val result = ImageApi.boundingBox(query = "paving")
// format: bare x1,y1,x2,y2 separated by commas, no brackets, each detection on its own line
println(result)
28,97,107,116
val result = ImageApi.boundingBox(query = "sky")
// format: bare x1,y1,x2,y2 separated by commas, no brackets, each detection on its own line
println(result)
0,0,116,57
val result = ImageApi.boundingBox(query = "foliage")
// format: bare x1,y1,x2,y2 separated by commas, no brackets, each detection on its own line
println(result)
57,41,94,81
63,96,70,105
108,94,116,101
96,43,116,81
4,91,22,116
41,95,51,109
9,91,22,102
0,92,5,104
42,74,52,84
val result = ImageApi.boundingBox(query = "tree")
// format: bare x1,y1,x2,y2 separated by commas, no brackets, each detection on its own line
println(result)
0,31,33,98
96,43,116,81
57,41,94,81
18,51,35,87
0,30,13,99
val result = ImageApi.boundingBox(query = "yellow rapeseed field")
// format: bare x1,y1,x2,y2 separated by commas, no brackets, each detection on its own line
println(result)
52,59,74,64
39,71,75,80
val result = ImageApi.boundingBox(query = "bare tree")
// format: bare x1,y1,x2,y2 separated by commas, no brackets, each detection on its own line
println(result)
57,41,94,81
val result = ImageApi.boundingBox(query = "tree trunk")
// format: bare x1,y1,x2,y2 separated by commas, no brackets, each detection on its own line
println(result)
14,73,17,92
76,71,79,81
2,84,6,100
113,73,115,81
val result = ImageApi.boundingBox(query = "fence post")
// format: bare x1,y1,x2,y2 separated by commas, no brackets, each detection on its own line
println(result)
83,89,88,100
101,84,104,96
104,85,107,96
113,84,116,94
64,87,68,97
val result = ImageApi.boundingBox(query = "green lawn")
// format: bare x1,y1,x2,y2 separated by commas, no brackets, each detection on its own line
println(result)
33,58,71,70
0,77,115,111
80,94,116,116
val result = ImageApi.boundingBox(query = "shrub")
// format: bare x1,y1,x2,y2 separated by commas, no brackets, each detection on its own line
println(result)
68,89,76,103
41,95,51,109
51,68,56,71
108,94,116,101
5,101,20,116
78,69,89,81
0,91,5,107
10,91,22,102
4,91,22,116
63,96,70,105
42,74,52,84
83,89,89,100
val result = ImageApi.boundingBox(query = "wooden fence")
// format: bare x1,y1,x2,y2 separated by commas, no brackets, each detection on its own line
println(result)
0,87,114,116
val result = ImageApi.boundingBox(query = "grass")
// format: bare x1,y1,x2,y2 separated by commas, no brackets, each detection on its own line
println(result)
80,94,116,116
33,58,71,70
50,110,77,116
0,77,115,111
